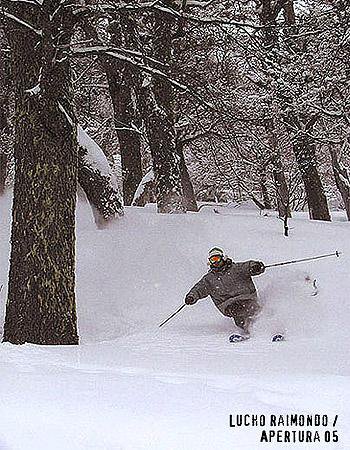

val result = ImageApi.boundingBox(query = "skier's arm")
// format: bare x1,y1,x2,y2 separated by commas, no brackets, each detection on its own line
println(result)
185,276,211,305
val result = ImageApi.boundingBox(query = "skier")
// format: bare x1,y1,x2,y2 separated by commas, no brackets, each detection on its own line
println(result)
185,247,265,341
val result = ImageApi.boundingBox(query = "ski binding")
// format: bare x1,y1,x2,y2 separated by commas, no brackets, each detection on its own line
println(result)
272,334,285,342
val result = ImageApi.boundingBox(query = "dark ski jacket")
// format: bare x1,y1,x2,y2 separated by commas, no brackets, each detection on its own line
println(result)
187,258,264,316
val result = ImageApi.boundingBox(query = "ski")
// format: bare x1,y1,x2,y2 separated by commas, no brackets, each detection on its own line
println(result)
229,333,250,343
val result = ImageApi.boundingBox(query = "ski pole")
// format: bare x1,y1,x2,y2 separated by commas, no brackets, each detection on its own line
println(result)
265,250,342,269
159,304,186,328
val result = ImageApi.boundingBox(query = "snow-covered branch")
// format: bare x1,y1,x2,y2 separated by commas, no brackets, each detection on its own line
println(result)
151,4,265,29
71,46,215,111
1,11,42,36
71,45,167,69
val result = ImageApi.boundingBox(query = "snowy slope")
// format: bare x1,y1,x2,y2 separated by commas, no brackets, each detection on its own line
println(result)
0,194,349,450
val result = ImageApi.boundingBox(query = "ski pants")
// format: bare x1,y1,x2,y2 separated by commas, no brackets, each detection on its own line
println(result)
224,298,261,333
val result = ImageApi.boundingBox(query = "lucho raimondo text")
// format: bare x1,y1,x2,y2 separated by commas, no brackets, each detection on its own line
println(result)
229,414,339,443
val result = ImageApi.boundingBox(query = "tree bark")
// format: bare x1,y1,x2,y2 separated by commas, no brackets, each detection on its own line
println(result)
330,149,350,220
273,165,291,218
293,135,331,221
176,140,198,211
103,14,143,206
0,153,7,195
81,10,142,207
78,126,124,228
139,79,185,213
263,118,291,217
259,166,272,210
259,0,331,221
137,2,185,213
3,1,79,345
0,28,11,195
132,168,156,206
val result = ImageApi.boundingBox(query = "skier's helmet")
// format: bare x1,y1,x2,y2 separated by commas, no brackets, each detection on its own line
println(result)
208,247,225,265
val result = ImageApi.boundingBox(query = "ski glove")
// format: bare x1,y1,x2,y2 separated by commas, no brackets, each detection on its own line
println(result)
185,294,197,305
250,261,265,276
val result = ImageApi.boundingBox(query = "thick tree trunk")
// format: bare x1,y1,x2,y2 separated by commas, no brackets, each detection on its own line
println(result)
0,153,7,195
330,149,350,220
293,136,331,221
3,1,79,345
0,28,11,195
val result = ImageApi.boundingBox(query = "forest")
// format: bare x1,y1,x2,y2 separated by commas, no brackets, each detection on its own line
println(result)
0,0,349,344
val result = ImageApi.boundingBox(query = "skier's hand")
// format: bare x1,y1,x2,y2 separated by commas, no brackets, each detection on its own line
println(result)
185,294,197,305
250,261,265,275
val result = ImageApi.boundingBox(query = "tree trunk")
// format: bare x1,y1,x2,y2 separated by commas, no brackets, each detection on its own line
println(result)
263,118,291,217
257,0,330,220
330,149,350,220
176,140,198,212
259,166,272,209
273,165,291,218
0,152,7,195
102,14,143,206
77,126,123,228
81,11,142,207
0,28,11,195
259,0,278,47
3,1,79,345
280,1,330,221
293,136,331,221
132,168,156,206
138,3,185,213
139,79,185,213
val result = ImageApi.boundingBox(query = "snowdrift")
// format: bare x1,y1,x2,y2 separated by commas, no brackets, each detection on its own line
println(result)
0,194,349,450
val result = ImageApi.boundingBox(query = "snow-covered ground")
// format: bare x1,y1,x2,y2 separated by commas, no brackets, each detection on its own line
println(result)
0,194,349,450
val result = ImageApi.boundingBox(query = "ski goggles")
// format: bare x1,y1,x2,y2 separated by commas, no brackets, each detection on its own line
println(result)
209,255,223,263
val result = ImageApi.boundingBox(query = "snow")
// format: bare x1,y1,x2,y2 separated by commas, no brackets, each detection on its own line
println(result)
0,193,350,449
132,168,154,205
77,125,115,180
25,83,41,96
2,11,42,36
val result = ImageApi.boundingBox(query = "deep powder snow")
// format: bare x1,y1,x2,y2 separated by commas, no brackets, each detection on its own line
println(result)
0,194,349,449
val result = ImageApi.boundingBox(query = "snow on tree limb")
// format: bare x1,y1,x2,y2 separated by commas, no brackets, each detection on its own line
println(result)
82,2,263,30
77,126,124,227
132,168,155,206
2,11,42,36
150,4,265,29
71,45,167,69
78,126,115,178
72,46,215,110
